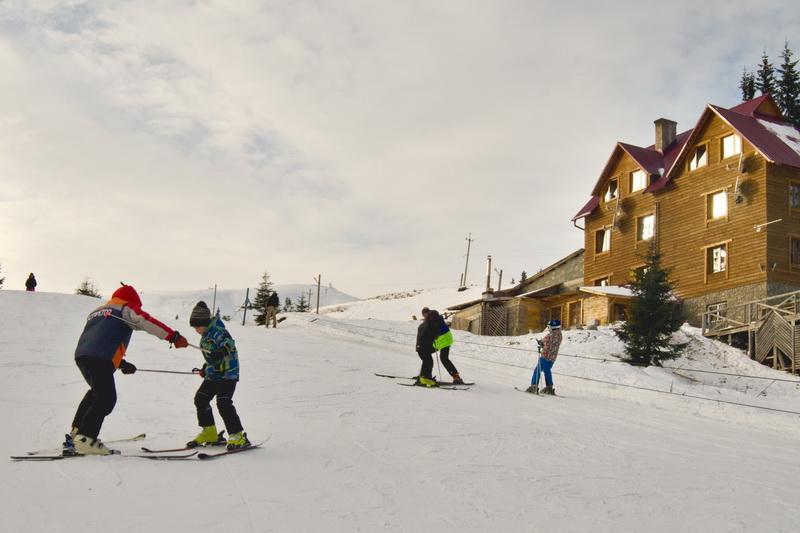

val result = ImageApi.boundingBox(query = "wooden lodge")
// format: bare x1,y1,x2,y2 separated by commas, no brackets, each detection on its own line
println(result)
571,94,800,373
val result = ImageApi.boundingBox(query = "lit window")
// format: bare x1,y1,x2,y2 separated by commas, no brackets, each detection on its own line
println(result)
637,214,655,241
790,182,800,209
791,237,800,267
709,245,727,273
689,146,708,171
595,228,611,254
721,134,742,159
604,179,618,202
630,170,647,192
707,191,727,220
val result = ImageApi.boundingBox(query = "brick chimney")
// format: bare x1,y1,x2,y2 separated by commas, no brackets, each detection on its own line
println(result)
654,118,677,153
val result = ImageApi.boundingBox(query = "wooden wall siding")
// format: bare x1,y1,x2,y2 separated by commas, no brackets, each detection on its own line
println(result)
582,295,610,326
585,114,773,301
766,163,800,288
584,151,657,287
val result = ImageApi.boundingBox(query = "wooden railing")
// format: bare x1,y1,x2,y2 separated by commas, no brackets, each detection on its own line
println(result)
702,289,800,336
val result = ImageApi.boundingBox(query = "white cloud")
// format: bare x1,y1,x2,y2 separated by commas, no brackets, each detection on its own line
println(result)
1,0,798,296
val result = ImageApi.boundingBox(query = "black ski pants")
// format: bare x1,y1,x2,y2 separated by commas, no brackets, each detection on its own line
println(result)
439,346,459,376
72,357,117,439
417,350,434,379
194,379,243,435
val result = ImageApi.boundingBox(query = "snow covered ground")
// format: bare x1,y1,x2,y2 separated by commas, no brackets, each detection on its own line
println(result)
2,289,800,532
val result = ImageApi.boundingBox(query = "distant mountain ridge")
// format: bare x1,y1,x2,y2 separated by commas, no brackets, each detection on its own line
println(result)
141,285,358,322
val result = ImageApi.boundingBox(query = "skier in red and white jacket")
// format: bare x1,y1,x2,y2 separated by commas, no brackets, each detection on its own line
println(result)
68,284,189,455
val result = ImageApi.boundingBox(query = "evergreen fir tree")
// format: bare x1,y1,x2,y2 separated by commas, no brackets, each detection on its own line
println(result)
519,270,527,283
75,277,101,298
756,50,777,96
777,41,800,128
295,293,310,312
283,297,293,312
739,67,756,101
0,261,5,289
615,244,685,366
252,271,274,326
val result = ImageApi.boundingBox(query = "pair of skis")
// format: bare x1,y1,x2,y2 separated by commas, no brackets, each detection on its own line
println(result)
11,433,266,461
375,373,473,390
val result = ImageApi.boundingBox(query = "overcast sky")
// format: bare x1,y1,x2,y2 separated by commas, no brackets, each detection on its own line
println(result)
1,1,798,298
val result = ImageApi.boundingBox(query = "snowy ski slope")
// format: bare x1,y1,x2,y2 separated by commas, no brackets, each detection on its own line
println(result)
1,289,799,532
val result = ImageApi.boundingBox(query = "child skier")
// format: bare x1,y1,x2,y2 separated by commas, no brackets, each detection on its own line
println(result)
69,284,189,455
187,301,251,450
526,319,563,395
424,308,465,385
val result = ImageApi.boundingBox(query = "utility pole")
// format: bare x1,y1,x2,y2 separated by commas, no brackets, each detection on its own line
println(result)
494,268,503,291
459,233,474,291
313,274,321,314
241,288,250,326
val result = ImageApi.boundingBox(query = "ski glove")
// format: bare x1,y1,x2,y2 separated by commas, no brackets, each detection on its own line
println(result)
168,331,189,348
119,360,137,375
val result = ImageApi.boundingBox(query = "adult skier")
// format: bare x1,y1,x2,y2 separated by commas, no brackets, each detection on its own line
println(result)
415,308,439,387
526,319,563,395
266,291,279,328
25,273,36,291
69,284,189,454
423,308,464,384
187,301,251,450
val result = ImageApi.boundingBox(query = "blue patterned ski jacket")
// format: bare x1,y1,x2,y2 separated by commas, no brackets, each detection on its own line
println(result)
198,317,239,381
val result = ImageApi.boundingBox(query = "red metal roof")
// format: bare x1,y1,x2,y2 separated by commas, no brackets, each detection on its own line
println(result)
571,195,599,222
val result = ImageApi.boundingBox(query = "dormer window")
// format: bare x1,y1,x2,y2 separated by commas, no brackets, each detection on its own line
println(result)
721,134,742,159
630,170,647,192
689,145,708,171
604,179,618,202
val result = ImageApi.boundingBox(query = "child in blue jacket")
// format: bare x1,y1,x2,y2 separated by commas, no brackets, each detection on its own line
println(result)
187,301,250,450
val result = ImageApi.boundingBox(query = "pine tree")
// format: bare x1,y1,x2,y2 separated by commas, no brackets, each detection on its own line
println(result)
75,277,101,298
615,244,685,366
295,293,310,312
756,51,777,96
283,297,293,312
519,271,527,283
739,67,756,100
252,271,274,326
777,41,800,128
0,261,5,289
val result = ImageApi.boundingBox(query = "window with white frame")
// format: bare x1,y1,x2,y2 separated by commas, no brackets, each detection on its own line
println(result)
721,134,742,159
707,190,728,220
637,214,655,241
630,170,647,192
708,244,727,273
689,145,708,171
595,228,611,254
790,182,800,209
604,179,618,202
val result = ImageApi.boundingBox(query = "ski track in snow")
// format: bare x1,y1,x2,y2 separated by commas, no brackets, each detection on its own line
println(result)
2,290,800,532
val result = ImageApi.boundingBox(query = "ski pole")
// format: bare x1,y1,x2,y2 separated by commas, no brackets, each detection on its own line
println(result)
136,368,200,375
436,352,443,382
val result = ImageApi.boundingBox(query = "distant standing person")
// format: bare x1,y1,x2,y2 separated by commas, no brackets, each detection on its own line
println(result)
423,308,465,385
69,284,189,455
25,273,37,292
526,319,563,395
414,308,439,387
266,291,279,328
